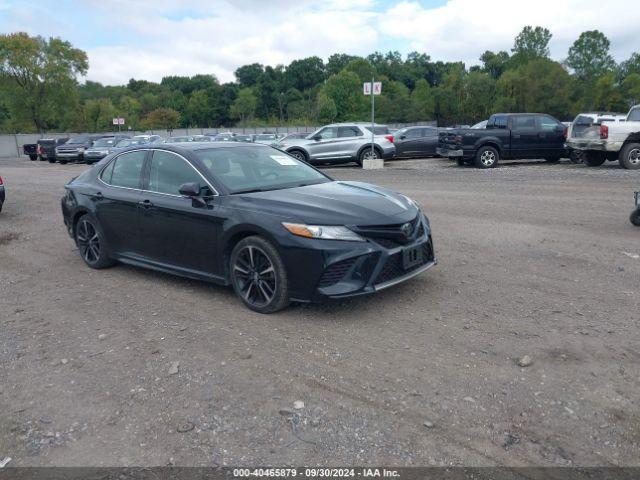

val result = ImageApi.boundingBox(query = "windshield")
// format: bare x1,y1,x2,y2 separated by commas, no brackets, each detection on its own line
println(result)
93,138,117,147
471,121,487,129
195,146,329,194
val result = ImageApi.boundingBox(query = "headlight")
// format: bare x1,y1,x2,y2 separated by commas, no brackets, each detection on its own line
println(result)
282,223,365,242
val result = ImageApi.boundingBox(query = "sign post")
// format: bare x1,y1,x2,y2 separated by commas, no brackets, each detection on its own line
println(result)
363,80,382,167
113,117,125,132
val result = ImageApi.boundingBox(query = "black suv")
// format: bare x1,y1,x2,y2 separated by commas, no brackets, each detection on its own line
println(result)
438,113,567,168
55,134,110,164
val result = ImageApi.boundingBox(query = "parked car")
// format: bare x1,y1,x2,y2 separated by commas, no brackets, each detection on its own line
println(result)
38,137,70,163
277,132,311,143
165,136,194,143
109,136,156,153
0,175,4,213
56,134,110,164
22,143,39,161
274,123,395,166
234,134,254,143
192,135,212,142
253,133,279,145
212,133,236,142
61,143,435,313
565,108,638,168
393,126,439,158
437,113,567,168
84,135,131,164
631,191,640,226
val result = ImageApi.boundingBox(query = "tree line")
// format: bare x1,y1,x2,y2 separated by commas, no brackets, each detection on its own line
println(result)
1,27,639,133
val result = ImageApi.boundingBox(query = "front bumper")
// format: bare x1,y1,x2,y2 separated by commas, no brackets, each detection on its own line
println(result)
84,151,108,161
283,215,436,303
0,186,5,206
56,151,84,161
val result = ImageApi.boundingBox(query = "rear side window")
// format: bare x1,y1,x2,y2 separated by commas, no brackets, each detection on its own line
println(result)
512,115,536,129
574,115,594,125
628,107,640,122
539,115,561,130
103,150,146,189
364,126,390,135
404,128,423,139
337,126,362,137
148,150,204,196
489,115,508,128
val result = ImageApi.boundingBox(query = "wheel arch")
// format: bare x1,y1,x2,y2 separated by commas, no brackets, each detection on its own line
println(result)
285,146,309,160
71,208,92,236
221,224,281,279
356,144,383,159
475,140,502,156
621,132,640,148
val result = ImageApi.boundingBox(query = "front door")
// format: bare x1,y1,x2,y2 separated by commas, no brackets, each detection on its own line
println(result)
138,149,222,276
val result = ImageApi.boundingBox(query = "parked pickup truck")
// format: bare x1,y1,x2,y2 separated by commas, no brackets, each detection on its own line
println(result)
22,143,39,161
38,137,70,163
437,113,567,168
55,134,109,164
565,105,640,169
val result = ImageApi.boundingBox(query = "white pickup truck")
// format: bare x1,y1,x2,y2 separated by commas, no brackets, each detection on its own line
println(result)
565,105,640,169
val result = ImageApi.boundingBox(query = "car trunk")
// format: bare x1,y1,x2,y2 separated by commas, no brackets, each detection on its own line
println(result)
570,115,607,140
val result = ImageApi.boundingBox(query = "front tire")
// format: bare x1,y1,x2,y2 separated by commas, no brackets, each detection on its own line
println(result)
288,149,307,162
631,208,640,227
29,154,37,161
74,214,115,269
582,151,606,167
619,143,640,170
230,236,290,314
545,156,561,163
474,146,499,169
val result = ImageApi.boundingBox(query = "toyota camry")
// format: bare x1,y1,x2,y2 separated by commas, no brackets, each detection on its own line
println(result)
61,143,436,313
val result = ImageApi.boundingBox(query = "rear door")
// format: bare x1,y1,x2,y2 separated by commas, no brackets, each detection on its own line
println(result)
95,150,147,255
536,115,566,158
417,127,439,156
509,115,540,158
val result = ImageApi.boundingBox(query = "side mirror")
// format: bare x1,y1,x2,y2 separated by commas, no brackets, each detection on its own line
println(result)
399,135,406,140
179,182,200,197
179,182,207,208
312,134,322,141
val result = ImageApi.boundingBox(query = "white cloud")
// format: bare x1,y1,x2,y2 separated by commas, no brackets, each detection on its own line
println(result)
378,0,640,67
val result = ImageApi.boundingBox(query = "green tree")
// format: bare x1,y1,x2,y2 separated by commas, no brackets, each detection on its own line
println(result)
322,70,368,121
83,98,115,132
326,54,360,77
315,92,337,123
234,63,263,88
463,72,496,122
622,73,640,107
285,56,325,91
511,26,552,66
376,79,411,123
230,87,257,123
0,32,88,132
143,107,180,130
480,50,510,79
566,30,616,79
409,78,435,121
592,73,626,111
185,89,211,126
619,52,640,79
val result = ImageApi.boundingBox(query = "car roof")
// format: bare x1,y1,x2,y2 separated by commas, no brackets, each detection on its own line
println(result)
326,122,388,127
131,142,269,153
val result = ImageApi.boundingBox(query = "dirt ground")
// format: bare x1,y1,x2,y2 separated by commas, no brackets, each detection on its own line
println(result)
0,155,638,467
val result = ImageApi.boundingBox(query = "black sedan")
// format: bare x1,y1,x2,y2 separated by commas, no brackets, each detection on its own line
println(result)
0,175,5,212
393,126,439,158
61,143,436,313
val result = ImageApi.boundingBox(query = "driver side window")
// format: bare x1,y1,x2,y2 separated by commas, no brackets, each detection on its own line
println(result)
147,150,205,196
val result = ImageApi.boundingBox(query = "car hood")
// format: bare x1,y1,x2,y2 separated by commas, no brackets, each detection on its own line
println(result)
227,181,418,225
58,143,89,148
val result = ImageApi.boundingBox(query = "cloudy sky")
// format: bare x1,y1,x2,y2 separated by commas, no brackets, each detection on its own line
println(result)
1,0,638,85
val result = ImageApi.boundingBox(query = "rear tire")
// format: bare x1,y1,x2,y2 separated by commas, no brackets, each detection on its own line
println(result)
29,154,37,161
631,208,640,227
545,156,561,163
474,146,499,169
569,150,582,164
582,151,606,167
48,158,56,163
230,236,290,314
358,147,380,166
619,143,640,170
74,214,115,269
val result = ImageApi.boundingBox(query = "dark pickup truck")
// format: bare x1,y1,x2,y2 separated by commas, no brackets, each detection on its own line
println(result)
38,137,70,163
437,113,568,168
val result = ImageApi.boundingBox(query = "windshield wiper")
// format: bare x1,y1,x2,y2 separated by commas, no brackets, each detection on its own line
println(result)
232,188,269,194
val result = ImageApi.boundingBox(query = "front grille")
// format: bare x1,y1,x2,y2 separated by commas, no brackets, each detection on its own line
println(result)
357,215,425,248
374,239,434,285
318,257,358,288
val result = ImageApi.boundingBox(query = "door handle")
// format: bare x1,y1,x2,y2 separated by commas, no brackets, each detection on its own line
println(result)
91,192,103,200
138,199,154,209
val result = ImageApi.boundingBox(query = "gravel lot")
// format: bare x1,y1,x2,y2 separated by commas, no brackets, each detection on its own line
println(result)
0,156,638,467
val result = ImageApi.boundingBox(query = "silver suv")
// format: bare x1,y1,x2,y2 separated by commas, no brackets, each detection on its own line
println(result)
274,123,395,166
